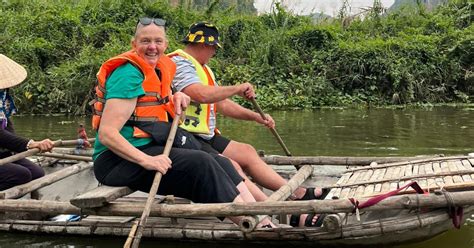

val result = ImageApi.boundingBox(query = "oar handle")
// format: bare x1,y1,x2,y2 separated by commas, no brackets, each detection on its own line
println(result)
0,138,95,166
125,113,182,248
250,98,292,157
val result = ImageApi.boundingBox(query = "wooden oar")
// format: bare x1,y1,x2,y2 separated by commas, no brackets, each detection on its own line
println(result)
124,114,181,248
250,98,292,156
38,152,93,162
0,138,95,166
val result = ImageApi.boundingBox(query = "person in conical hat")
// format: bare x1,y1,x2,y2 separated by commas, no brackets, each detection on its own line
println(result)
0,54,54,190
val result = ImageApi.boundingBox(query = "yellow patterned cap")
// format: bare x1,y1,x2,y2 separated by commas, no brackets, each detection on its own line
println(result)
182,21,221,48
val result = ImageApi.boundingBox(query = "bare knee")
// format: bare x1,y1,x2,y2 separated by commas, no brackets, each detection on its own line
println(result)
240,143,257,154
228,158,245,174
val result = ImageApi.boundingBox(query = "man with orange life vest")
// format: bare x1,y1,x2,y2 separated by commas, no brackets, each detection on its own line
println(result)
169,22,329,217
91,18,276,228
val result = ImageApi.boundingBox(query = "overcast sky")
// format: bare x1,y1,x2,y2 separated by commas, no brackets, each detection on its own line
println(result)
254,0,396,16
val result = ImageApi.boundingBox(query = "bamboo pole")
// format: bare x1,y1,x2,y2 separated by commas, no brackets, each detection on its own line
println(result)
346,156,469,172
1,190,474,217
250,98,292,157
38,152,93,162
0,138,95,166
52,147,94,156
47,149,445,167
262,155,444,166
239,164,314,232
125,114,181,248
0,161,92,199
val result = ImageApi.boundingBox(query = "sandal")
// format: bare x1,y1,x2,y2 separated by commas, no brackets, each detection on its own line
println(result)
290,213,327,227
299,187,331,200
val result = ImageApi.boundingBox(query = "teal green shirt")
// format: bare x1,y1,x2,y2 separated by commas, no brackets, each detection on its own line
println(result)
93,63,153,160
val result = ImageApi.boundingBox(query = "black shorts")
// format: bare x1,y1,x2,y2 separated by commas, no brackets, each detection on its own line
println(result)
196,135,231,154
93,143,242,204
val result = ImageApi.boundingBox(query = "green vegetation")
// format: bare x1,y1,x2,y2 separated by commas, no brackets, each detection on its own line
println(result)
0,0,472,114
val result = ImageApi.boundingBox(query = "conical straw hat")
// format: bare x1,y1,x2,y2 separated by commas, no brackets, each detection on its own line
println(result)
0,54,27,89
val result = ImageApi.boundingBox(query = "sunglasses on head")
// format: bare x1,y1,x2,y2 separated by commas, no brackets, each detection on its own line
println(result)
138,17,166,26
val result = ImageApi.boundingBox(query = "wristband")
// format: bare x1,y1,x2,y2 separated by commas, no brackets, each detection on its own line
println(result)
26,139,34,150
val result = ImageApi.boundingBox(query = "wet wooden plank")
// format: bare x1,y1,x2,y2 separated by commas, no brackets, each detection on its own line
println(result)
346,170,364,184
381,167,395,192
328,188,342,199
363,184,375,196
435,177,445,187
391,166,401,180
404,164,413,177
412,164,420,175
339,187,351,199
369,169,383,181
461,160,473,170
461,174,472,182
469,159,474,166
361,170,374,182
347,187,358,198
425,163,434,175
336,172,352,185
448,161,464,184
443,175,454,185
447,160,459,172
454,160,473,182
396,166,407,188
381,182,391,193
383,167,395,180
418,179,427,188
417,164,428,188
440,162,450,173
455,160,466,171
427,178,436,190
373,168,386,193
397,166,406,178
374,183,382,193
432,162,441,174
389,166,402,190
377,168,387,180
418,164,426,176
70,186,134,208
328,171,352,199
389,182,398,191
354,185,365,197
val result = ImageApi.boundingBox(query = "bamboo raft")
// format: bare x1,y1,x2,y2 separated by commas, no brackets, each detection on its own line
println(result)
0,149,473,247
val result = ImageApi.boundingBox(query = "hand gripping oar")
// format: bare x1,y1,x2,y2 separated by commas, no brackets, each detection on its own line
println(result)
0,138,95,166
250,98,292,157
124,113,182,248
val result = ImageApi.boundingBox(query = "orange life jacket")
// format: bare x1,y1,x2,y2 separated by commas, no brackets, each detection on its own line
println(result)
91,50,176,138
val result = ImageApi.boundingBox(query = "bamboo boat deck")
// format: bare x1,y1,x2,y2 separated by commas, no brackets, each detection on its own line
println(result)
327,156,474,199
0,151,473,247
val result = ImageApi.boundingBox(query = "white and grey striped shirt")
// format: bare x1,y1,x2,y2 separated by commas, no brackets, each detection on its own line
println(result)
171,55,217,140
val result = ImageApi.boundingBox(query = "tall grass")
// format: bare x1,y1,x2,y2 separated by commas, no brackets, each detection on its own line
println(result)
1,0,472,114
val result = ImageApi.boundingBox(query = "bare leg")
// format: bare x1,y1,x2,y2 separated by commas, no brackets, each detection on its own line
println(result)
222,141,287,190
227,158,268,201
222,141,322,199
227,182,275,228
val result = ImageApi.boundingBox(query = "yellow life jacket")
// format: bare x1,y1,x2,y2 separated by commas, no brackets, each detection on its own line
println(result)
91,50,176,138
168,49,216,134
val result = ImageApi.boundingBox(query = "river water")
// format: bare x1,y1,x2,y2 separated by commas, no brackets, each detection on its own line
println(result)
2,106,473,247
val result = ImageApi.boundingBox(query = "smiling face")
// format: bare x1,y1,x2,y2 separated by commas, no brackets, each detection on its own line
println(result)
132,24,168,66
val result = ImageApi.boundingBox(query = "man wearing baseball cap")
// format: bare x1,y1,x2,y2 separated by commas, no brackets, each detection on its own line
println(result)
168,22,328,218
